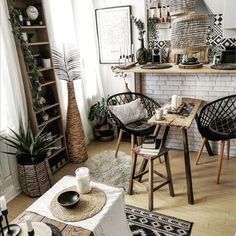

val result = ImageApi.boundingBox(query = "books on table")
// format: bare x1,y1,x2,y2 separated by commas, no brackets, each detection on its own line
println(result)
140,136,163,155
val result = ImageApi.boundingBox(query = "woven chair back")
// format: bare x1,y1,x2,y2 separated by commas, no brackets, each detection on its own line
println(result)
198,94,236,140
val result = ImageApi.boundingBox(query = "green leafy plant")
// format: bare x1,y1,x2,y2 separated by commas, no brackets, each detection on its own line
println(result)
88,97,110,124
147,17,159,40
131,15,146,40
52,46,82,81
1,124,56,163
9,7,42,111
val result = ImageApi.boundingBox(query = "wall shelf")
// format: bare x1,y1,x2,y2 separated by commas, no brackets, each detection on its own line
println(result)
21,25,47,29
40,81,56,87
38,115,61,128
35,103,60,114
28,42,49,46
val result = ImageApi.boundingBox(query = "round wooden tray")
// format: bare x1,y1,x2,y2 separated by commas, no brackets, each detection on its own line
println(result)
179,63,203,69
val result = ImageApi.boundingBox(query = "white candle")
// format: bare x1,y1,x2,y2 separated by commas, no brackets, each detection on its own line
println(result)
177,96,182,107
149,8,155,18
131,44,134,55
171,95,178,109
75,167,91,194
0,196,7,211
25,215,33,232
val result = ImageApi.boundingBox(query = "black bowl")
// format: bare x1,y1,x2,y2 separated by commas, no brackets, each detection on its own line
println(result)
57,191,80,209
187,57,198,62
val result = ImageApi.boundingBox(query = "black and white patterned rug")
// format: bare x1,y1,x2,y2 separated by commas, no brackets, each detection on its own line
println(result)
125,205,193,236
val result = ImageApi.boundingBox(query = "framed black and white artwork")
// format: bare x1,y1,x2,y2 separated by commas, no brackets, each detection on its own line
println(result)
95,6,132,64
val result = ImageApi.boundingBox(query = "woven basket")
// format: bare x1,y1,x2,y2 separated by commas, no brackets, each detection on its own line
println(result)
18,158,53,197
171,14,209,49
169,0,196,16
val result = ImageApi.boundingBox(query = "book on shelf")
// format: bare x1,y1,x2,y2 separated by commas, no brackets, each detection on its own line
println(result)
141,136,162,149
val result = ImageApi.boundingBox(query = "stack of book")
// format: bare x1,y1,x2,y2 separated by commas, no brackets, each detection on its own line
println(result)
139,135,162,155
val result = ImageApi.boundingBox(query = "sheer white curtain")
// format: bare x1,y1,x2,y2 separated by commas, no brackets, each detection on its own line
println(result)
43,0,104,143
0,0,28,132
0,0,28,198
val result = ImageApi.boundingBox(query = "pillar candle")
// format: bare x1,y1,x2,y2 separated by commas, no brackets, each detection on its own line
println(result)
0,196,7,211
25,216,33,232
75,167,91,194
171,95,178,109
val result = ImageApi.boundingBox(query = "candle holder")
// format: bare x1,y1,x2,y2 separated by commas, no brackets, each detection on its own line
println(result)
0,214,4,236
2,210,21,236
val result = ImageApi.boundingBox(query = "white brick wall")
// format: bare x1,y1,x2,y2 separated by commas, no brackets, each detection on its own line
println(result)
141,73,236,156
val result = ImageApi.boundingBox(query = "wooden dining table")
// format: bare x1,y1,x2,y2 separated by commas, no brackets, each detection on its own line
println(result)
139,98,214,205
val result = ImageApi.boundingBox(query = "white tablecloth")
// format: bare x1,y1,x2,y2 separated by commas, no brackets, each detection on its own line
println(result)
26,175,132,236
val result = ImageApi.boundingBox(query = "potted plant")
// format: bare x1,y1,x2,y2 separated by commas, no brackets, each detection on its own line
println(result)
1,124,55,197
131,15,149,65
88,97,114,141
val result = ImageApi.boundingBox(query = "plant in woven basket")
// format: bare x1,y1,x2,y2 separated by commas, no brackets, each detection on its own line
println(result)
52,46,88,163
88,97,114,142
1,124,54,197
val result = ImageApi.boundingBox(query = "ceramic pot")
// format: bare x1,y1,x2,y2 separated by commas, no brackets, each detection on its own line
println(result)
136,38,148,65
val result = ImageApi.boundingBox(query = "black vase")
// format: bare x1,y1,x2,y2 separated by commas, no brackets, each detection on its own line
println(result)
136,38,148,65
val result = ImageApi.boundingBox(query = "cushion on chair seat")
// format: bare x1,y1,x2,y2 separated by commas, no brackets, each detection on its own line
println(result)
125,118,156,136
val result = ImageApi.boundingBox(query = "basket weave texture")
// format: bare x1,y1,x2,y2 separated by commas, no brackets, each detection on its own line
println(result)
66,81,88,163
18,158,53,197
171,14,209,49
169,0,196,16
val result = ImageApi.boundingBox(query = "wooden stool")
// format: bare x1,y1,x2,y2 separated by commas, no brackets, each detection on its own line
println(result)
128,147,174,211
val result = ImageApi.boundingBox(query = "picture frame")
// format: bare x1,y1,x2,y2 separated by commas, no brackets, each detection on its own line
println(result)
95,6,132,64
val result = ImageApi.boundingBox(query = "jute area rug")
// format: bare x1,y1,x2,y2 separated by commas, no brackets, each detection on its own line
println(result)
84,150,132,192
125,205,193,236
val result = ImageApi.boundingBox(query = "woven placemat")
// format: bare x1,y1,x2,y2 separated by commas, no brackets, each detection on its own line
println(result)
50,185,106,222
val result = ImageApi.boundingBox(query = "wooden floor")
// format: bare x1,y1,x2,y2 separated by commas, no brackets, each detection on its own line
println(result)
8,140,236,236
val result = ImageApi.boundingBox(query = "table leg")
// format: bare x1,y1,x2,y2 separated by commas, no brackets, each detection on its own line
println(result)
195,114,214,156
162,126,170,147
182,128,194,204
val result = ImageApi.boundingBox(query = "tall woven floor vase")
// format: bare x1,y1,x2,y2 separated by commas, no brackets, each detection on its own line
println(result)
67,81,88,163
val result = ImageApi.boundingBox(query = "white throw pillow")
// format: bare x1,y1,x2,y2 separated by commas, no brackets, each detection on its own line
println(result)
109,98,147,125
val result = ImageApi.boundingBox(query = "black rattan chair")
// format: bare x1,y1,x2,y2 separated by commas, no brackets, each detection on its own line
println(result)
107,92,161,157
196,94,236,184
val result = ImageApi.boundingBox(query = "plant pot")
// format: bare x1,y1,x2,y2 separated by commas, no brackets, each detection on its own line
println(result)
17,155,53,197
94,123,114,142
136,38,149,65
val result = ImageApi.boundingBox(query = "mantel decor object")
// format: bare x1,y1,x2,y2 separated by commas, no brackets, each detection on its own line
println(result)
131,16,149,65
136,38,149,65
52,47,88,163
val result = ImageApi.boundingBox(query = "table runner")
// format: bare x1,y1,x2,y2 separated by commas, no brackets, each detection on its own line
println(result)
26,175,132,236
